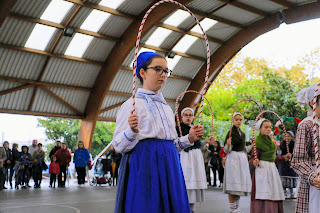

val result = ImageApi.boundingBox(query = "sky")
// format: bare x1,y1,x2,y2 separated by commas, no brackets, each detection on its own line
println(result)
1,17,320,144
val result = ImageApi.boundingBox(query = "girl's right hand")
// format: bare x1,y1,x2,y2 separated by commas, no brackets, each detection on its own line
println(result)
313,177,320,190
226,137,232,146
128,111,139,133
253,159,259,167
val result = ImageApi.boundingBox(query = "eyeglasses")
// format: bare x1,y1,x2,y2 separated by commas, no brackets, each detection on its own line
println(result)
146,66,172,77
183,113,194,117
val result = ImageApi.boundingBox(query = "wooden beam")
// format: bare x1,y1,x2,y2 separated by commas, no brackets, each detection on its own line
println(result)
100,102,124,114
155,23,224,44
0,84,34,96
40,86,83,115
0,43,104,66
120,66,192,82
28,86,38,111
0,109,83,119
217,0,269,16
268,0,295,8
188,8,245,28
141,44,206,62
0,76,91,91
97,117,116,122
0,0,17,27
8,13,119,42
105,90,176,103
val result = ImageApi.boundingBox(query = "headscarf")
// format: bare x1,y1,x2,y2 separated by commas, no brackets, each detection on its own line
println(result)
181,107,194,117
255,118,267,130
287,130,295,138
134,51,160,78
232,112,243,120
297,82,320,105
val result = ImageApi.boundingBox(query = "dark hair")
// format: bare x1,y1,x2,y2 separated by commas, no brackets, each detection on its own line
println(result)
56,140,61,144
37,143,42,147
61,142,66,145
3,141,9,146
22,145,28,152
12,143,18,149
51,155,56,161
138,55,166,85
309,95,320,108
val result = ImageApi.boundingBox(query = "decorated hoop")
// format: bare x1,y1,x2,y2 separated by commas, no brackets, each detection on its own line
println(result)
175,90,214,137
252,110,290,160
132,0,211,121
312,82,320,177
229,99,263,138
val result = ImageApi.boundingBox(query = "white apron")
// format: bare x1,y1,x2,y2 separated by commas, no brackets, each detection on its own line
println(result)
255,160,285,200
309,165,320,213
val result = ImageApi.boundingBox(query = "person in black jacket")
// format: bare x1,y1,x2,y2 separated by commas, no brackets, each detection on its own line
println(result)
3,141,11,189
49,140,61,159
10,143,20,189
106,146,122,186
208,140,222,187
19,146,33,189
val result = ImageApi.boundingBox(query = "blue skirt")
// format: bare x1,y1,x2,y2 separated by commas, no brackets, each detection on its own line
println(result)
114,138,190,213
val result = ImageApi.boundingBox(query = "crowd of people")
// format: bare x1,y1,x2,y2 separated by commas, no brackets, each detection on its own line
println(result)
0,140,92,190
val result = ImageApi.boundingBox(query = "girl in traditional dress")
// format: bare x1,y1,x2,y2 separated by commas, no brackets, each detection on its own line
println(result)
250,119,291,213
292,83,320,213
224,112,251,213
112,52,204,213
176,107,208,213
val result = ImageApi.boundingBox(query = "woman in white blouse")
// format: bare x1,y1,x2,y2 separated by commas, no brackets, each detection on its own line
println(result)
112,51,204,213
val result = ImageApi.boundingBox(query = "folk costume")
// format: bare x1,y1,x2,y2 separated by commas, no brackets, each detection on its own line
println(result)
250,132,285,213
292,82,320,213
113,52,192,213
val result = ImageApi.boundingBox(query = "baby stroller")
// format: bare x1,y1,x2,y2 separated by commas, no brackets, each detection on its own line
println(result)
14,161,31,189
89,157,113,186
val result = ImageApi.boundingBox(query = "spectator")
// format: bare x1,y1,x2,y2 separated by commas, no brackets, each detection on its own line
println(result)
201,143,211,186
73,141,90,187
19,146,33,189
10,143,20,189
54,143,71,188
49,140,61,159
32,143,46,188
280,131,298,199
28,140,38,156
106,145,122,186
209,140,222,187
0,145,7,191
3,141,11,189
49,156,60,188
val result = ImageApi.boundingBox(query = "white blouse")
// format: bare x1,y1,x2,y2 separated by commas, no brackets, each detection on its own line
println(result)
112,88,191,153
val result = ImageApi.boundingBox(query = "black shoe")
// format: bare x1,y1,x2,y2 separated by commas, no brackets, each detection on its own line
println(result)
21,186,27,189
3,186,7,189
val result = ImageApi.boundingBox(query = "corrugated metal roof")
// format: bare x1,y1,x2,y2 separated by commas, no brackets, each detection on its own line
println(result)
160,31,181,50
52,33,73,55
0,80,23,91
187,0,224,13
288,0,315,3
161,79,190,99
49,87,91,113
32,87,76,114
83,38,116,62
12,0,50,18
117,0,153,16
0,48,46,80
212,5,261,25
87,0,101,5
100,95,128,110
172,58,204,79
41,58,100,87
109,69,134,93
167,101,176,112
0,87,34,111
69,7,92,29
186,39,220,58
61,4,79,26
178,14,204,30
0,18,35,47
206,23,239,41
99,106,121,118
238,0,284,12
99,15,133,38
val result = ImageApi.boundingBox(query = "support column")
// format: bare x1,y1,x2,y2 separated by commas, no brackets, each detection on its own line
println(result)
78,119,96,151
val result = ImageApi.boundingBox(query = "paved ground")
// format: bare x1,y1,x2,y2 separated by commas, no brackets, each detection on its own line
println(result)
0,180,297,213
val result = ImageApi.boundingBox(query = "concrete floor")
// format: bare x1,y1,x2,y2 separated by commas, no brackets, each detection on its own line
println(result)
0,180,297,213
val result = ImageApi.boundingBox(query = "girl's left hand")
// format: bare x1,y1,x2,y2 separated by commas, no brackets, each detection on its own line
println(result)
284,153,292,161
188,125,204,143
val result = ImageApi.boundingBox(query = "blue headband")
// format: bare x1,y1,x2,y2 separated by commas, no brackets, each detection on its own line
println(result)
134,51,160,78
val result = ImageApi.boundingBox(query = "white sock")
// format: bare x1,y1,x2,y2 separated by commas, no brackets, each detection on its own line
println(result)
229,202,237,210
235,197,240,209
